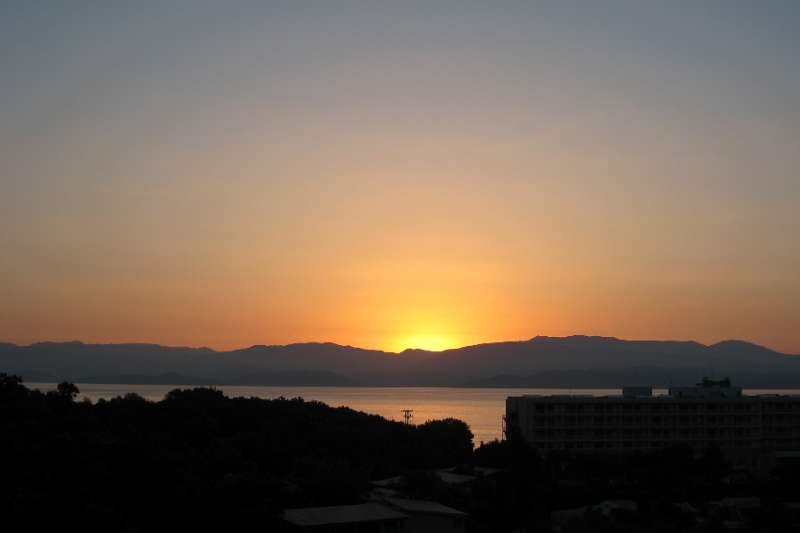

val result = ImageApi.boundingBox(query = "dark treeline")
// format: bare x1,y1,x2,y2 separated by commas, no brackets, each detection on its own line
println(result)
0,374,471,528
448,430,800,532
465,443,800,532
4,374,800,531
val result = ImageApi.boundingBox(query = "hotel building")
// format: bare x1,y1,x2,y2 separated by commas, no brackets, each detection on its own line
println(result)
506,379,800,457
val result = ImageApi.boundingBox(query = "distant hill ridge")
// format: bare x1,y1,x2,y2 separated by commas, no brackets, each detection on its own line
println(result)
1,335,798,387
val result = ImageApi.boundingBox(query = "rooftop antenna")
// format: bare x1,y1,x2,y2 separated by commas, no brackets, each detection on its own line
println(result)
401,409,414,425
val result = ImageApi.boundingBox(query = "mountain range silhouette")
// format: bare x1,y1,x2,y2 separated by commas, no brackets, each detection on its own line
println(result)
1,335,798,387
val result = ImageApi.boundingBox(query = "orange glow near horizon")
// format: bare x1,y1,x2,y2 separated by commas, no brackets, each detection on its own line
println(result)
390,329,467,353
1,5,798,355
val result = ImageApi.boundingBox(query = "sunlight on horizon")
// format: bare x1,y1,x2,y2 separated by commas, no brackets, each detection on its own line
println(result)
1,3,798,354
392,333,464,353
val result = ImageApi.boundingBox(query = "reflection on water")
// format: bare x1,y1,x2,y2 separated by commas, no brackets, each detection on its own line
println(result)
25,383,800,445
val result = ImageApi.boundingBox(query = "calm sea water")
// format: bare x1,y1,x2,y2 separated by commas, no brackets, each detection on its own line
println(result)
26,383,800,445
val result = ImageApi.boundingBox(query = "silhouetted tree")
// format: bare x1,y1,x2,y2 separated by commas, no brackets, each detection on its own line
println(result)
0,380,479,523
417,418,474,465
472,439,513,468
55,381,79,401
0,373,25,400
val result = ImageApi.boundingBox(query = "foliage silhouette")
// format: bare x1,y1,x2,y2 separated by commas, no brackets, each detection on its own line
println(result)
3,373,798,531
0,375,473,528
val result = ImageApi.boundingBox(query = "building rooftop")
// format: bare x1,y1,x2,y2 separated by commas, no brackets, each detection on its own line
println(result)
383,497,467,517
509,379,800,400
435,470,477,485
511,393,800,400
371,475,403,488
283,503,407,526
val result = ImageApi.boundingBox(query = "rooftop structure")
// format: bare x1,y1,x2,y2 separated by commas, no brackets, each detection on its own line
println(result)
282,503,407,531
379,497,467,533
284,498,468,533
668,377,743,399
381,497,467,518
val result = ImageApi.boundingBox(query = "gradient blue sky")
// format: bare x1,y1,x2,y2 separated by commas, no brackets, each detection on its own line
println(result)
1,2,798,352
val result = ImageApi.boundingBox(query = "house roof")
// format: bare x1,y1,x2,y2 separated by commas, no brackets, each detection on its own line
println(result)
283,503,408,526
383,497,467,517
473,466,502,476
435,470,477,485
435,466,502,485
371,475,404,487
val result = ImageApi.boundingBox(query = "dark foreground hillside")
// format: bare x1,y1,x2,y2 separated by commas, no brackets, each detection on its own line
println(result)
0,374,471,528
3,374,800,532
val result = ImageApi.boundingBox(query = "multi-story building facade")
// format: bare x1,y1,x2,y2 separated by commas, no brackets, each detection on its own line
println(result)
506,379,800,458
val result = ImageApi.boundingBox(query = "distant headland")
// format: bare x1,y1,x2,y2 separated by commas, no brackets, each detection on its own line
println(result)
2,335,799,388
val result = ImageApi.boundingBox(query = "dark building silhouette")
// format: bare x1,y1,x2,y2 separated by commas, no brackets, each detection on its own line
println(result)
282,503,407,532
282,499,467,533
378,497,467,533
507,378,800,467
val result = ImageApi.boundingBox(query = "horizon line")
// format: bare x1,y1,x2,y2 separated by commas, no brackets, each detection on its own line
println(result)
1,334,788,355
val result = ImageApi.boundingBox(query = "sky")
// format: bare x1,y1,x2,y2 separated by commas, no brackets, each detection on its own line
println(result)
1,1,798,353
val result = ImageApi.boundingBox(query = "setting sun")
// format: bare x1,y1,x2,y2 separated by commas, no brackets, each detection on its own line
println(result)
394,333,461,353
382,310,470,352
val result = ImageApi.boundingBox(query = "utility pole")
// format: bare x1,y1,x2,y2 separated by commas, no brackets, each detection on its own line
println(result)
401,409,414,425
